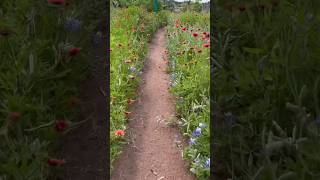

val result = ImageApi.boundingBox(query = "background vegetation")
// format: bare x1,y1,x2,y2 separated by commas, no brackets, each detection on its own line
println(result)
0,0,106,179
212,0,320,179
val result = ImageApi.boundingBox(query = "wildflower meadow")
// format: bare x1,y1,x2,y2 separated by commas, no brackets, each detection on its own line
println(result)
111,1,210,179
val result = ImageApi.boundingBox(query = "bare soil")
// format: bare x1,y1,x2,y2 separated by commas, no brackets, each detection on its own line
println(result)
111,28,195,180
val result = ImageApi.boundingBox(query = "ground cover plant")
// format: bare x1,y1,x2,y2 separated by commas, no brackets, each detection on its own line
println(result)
166,11,210,179
110,6,168,168
0,0,105,179
212,0,320,179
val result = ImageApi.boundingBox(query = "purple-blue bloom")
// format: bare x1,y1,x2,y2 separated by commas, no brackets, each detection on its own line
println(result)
205,158,210,169
188,138,196,146
64,18,81,32
192,127,201,137
129,66,136,73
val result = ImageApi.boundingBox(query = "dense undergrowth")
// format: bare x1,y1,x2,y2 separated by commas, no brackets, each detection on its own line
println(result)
166,11,210,179
110,6,168,169
0,0,106,179
213,0,320,179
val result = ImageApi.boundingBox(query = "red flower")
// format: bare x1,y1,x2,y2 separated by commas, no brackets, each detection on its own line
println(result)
128,75,135,80
47,0,65,5
239,5,246,12
182,27,187,31
115,130,125,136
127,99,136,105
124,59,132,64
68,48,81,56
55,119,69,132
9,112,21,121
48,158,66,166
192,33,199,37
0,29,11,37
203,43,210,48
124,111,131,118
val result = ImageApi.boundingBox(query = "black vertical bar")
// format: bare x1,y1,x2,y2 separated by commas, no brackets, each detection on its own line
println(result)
210,0,214,179
105,0,111,179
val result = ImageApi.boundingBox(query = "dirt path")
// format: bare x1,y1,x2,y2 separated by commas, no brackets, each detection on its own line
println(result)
111,28,194,180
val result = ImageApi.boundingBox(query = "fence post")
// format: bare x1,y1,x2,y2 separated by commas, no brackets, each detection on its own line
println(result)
154,0,158,13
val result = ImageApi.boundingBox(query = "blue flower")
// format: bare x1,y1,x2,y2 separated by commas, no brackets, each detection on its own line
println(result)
192,127,201,137
204,158,210,169
64,18,81,32
188,138,196,146
170,80,178,87
129,66,136,73
199,123,206,128
170,73,177,80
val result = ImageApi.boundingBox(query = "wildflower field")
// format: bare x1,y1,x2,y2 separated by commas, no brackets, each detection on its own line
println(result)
0,0,105,179
213,0,320,179
166,12,210,179
110,2,210,179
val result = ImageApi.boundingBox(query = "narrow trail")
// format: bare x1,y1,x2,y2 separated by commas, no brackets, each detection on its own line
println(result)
111,29,195,180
